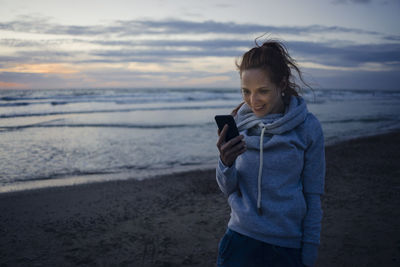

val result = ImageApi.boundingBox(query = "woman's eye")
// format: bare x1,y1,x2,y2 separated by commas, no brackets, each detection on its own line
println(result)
260,90,269,94
242,90,250,95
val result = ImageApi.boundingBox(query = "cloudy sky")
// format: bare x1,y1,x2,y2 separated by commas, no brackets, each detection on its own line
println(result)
0,0,399,90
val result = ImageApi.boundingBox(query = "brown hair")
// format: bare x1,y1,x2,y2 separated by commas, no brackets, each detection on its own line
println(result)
232,39,311,115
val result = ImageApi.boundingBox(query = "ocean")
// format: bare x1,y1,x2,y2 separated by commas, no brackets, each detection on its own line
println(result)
1,88,399,192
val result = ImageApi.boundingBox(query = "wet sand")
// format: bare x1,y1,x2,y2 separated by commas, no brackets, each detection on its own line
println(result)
0,131,399,266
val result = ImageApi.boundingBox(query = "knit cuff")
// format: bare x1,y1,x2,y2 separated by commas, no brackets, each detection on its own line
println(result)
218,158,235,175
302,242,319,267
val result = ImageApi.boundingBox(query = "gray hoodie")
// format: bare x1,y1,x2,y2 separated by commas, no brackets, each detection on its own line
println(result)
216,96,325,266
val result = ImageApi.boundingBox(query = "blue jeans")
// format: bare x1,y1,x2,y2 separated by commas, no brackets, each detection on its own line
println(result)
217,228,305,267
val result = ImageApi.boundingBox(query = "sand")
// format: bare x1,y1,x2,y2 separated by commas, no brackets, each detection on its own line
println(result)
0,132,399,267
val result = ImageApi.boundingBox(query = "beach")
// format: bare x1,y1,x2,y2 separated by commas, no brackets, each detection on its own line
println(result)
0,131,399,267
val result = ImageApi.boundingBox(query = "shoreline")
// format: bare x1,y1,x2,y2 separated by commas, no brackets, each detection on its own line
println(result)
2,128,400,195
1,131,399,266
0,162,217,194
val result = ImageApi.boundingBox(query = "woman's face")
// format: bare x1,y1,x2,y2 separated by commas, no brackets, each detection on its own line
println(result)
241,68,284,117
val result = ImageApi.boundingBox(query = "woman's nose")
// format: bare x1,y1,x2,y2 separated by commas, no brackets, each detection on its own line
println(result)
250,93,260,104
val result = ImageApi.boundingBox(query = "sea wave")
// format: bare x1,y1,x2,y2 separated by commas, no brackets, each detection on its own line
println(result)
321,116,399,124
0,122,213,132
0,104,235,119
1,88,399,111
0,88,241,107
313,89,400,101
1,159,207,186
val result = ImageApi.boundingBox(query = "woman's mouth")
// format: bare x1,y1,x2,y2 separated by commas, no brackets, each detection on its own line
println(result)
253,105,265,112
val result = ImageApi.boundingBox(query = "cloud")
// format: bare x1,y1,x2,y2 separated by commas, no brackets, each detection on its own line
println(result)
332,0,372,4
0,15,107,36
0,16,382,37
215,3,232,8
0,65,237,89
308,67,400,90
1,16,399,89
0,81,26,88
89,47,244,62
3,32,399,68
287,41,400,68
0,71,64,89
384,35,400,41
0,63,79,74
2,17,394,72
300,61,395,72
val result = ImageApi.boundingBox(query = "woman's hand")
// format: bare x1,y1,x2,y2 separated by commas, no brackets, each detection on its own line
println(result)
216,124,246,167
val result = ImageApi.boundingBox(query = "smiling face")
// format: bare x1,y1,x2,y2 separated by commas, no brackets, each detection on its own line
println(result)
241,68,284,117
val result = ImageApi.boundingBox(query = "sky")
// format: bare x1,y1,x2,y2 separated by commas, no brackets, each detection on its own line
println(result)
0,0,399,90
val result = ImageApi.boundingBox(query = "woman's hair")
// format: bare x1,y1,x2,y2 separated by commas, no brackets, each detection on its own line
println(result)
237,39,311,95
231,39,311,116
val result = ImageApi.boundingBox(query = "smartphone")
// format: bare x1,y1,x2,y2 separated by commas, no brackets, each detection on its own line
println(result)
215,115,240,142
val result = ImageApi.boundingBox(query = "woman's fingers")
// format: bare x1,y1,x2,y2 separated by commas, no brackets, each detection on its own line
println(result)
230,140,246,154
224,141,246,159
218,135,246,167
216,124,229,146
221,144,246,167
220,135,244,153
216,125,246,167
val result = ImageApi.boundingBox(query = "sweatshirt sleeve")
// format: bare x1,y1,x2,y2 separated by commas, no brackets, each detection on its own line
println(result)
302,194,323,266
216,158,238,197
301,116,326,266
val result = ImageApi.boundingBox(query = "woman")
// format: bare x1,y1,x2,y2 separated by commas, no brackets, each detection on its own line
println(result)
216,40,325,267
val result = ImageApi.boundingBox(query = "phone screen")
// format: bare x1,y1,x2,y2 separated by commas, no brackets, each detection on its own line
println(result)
215,115,240,142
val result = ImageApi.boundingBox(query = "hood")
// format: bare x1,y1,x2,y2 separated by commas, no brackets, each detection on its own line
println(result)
235,96,308,135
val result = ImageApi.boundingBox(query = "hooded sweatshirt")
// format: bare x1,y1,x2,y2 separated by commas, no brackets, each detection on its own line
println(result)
216,96,325,267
